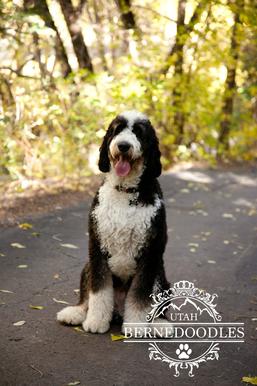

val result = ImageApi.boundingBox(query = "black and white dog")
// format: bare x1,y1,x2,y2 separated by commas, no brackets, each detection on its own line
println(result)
57,110,170,333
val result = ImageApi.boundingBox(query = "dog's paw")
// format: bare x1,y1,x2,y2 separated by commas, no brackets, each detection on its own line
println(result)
82,317,110,334
57,305,86,325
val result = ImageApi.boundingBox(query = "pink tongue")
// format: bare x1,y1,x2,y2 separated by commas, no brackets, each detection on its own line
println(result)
115,159,131,177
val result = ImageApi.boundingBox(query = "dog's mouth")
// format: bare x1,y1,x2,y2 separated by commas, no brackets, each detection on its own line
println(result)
114,155,131,177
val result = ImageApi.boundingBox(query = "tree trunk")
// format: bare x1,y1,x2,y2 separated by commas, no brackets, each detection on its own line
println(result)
171,0,186,144
162,0,206,145
218,0,242,150
58,0,94,72
115,0,137,30
23,0,72,77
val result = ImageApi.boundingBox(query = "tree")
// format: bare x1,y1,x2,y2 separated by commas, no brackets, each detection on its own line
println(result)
23,0,72,77
163,0,208,144
58,0,94,72
115,0,137,30
218,0,243,151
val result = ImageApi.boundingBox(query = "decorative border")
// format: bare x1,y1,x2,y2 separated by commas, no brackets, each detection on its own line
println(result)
147,281,222,376
149,342,220,377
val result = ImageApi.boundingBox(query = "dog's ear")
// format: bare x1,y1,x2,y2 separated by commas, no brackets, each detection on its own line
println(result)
98,131,110,173
145,125,162,178
98,123,115,173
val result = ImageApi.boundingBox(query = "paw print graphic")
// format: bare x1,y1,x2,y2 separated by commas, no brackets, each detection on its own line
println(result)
176,344,192,359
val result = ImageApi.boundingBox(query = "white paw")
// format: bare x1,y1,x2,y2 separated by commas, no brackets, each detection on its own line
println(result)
82,317,110,334
57,305,86,325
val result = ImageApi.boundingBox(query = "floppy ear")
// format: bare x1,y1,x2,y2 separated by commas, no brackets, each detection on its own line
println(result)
145,127,162,178
98,130,111,173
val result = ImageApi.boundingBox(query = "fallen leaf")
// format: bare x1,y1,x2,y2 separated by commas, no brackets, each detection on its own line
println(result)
53,234,62,241
67,381,81,386
19,223,33,230
222,213,235,220
208,260,216,264
0,253,5,257
223,240,230,245
17,265,28,269
188,243,199,248
111,334,125,341
31,232,40,237
29,305,44,310
54,274,59,279
73,289,79,294
13,320,26,326
11,243,26,249
248,209,257,216
0,289,14,294
180,188,190,194
242,376,257,385
190,248,196,253
53,298,70,305
73,327,84,333
60,243,79,249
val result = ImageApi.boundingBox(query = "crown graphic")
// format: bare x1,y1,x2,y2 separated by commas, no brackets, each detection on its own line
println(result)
174,281,194,290
172,281,196,296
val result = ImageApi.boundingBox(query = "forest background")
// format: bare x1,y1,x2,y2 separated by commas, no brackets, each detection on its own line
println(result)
0,0,256,191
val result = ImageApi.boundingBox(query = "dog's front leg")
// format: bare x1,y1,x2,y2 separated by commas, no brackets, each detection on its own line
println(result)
122,258,157,333
82,257,114,334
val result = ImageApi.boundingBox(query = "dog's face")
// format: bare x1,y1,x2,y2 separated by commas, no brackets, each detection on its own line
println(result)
98,111,161,179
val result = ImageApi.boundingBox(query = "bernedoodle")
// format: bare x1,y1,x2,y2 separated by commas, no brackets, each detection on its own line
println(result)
57,110,170,333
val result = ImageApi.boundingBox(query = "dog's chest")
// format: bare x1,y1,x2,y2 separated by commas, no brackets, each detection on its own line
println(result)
93,184,160,280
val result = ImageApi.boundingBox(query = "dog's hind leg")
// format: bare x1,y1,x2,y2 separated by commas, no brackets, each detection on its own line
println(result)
56,264,89,325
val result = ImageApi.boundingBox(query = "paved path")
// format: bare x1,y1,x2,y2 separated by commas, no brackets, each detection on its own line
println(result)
0,167,257,386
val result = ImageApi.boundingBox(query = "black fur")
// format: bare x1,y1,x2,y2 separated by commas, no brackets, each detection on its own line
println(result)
79,113,169,326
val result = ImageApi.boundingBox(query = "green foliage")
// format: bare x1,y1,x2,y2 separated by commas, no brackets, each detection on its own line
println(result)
0,0,257,183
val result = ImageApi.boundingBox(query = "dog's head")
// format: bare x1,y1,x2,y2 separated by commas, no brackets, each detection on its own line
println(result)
98,111,161,179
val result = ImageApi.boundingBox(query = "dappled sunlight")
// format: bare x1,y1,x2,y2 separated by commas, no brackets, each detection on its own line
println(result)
227,173,257,187
166,169,214,184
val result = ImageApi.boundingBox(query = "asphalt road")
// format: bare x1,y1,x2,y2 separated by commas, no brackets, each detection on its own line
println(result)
0,166,257,386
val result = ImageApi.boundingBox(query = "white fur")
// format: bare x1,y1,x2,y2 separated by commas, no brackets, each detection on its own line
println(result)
92,180,162,281
57,305,87,325
82,286,114,333
109,128,142,160
120,110,148,127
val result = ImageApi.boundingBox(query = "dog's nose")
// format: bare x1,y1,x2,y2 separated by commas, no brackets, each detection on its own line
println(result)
117,142,131,153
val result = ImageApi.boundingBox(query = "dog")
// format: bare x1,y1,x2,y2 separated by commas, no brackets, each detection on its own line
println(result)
57,110,170,333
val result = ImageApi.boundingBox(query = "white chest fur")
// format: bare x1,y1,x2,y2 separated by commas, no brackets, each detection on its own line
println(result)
92,182,161,281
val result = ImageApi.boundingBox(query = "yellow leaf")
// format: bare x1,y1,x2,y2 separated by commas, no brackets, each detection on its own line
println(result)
29,305,44,310
67,382,80,386
17,265,28,269
111,334,125,341
19,223,33,230
11,243,26,249
73,327,84,333
242,376,257,385
31,232,40,237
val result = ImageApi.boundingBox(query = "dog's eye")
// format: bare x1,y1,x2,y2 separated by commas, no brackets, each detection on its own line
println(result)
114,123,125,136
133,123,145,137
